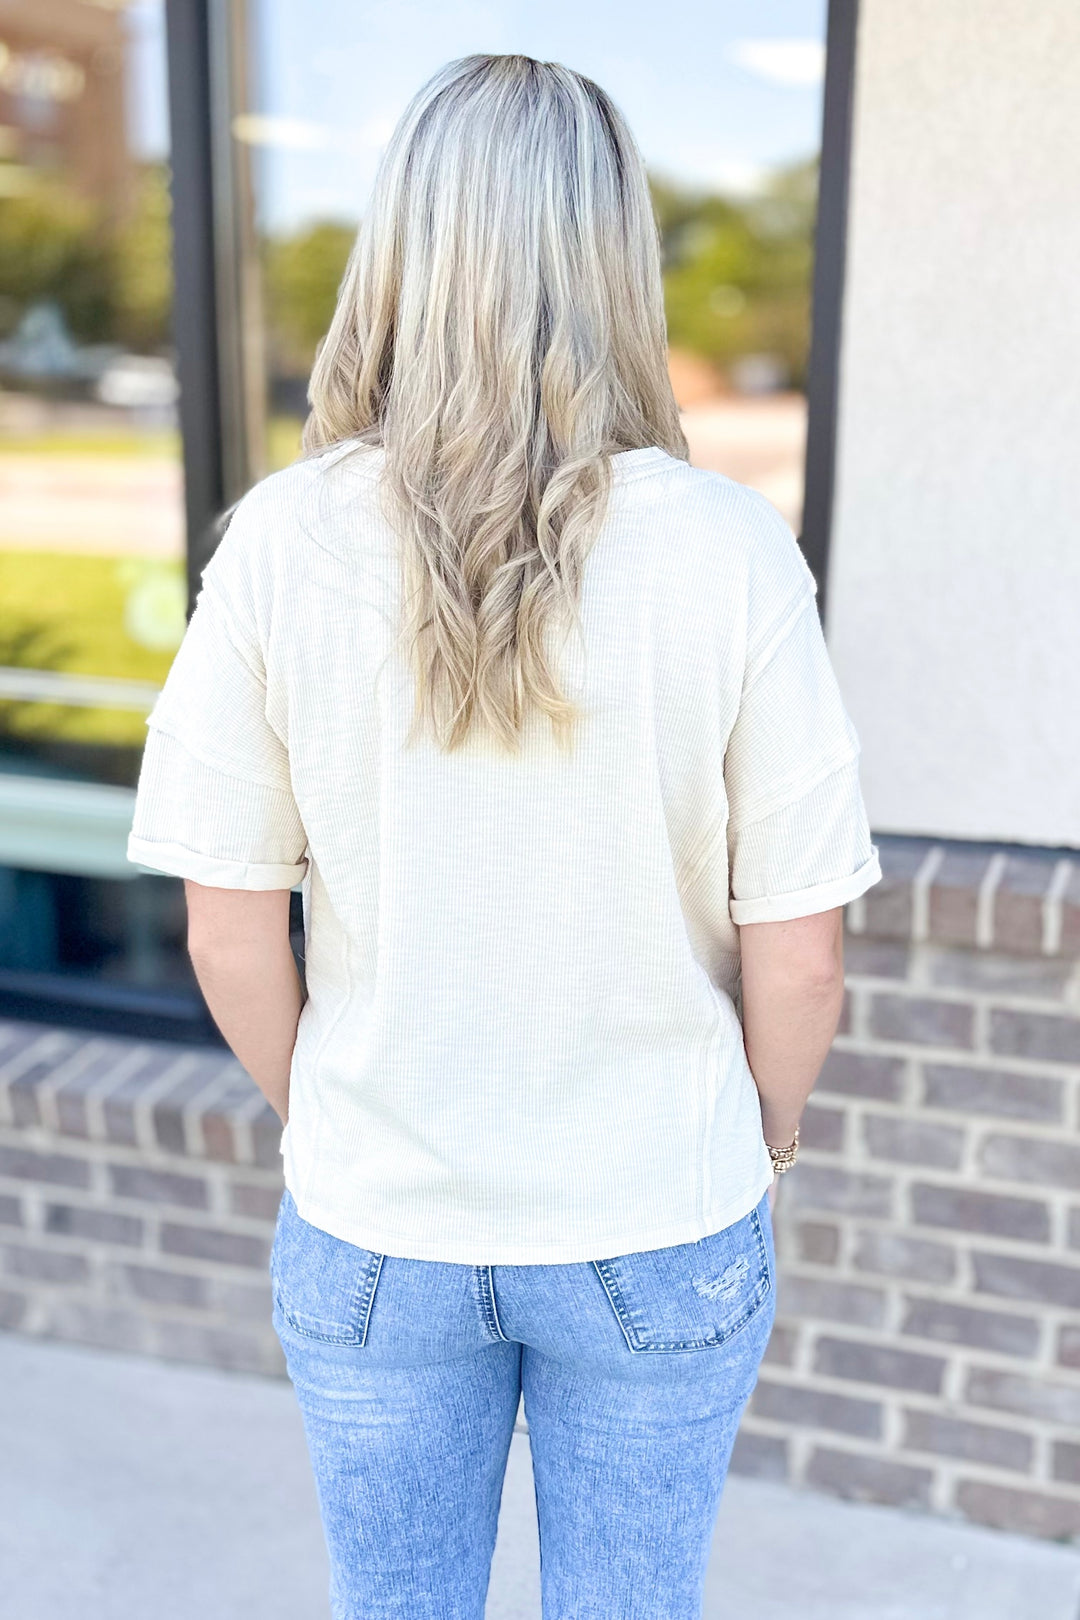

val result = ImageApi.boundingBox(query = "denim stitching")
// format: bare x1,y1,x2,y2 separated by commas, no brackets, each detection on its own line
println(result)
474,1265,510,1342
486,1266,509,1342
357,1254,384,1347
590,1260,640,1352
593,1206,772,1353
276,1193,385,1345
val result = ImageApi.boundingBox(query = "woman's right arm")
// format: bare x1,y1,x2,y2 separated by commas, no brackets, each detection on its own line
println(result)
719,502,881,1188
738,906,847,1151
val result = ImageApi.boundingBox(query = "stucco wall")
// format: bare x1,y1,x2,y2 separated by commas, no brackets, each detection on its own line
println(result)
826,0,1080,848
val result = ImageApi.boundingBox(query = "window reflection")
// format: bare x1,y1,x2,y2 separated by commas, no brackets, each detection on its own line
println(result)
0,0,184,788
0,1,204,1030
228,2,826,531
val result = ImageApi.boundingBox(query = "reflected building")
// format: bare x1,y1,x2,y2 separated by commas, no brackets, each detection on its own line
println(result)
0,0,134,219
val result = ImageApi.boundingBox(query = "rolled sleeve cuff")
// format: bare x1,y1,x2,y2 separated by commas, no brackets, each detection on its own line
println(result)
126,834,308,891
730,848,881,926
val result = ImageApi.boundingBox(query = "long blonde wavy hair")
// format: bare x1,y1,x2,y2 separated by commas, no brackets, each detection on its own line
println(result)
305,53,688,753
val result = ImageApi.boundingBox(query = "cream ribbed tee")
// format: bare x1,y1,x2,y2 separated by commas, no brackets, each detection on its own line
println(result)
127,442,881,1264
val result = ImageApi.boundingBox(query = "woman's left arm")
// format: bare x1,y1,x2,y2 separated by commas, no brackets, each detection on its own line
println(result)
184,881,304,1125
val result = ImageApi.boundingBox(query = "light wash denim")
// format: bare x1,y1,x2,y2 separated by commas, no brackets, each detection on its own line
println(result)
270,1186,776,1620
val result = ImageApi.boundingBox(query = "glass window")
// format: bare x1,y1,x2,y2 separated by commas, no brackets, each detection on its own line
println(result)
225,0,826,532
0,0,214,1035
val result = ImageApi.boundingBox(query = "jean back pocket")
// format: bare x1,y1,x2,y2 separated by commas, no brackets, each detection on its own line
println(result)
592,1201,772,1353
271,1189,384,1345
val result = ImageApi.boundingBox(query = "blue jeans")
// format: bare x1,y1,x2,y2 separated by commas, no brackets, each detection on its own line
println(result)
270,1187,776,1620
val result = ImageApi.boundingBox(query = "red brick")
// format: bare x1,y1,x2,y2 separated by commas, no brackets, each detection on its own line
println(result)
787,1165,894,1218
965,1367,1080,1426
120,1264,209,1308
842,938,910,979
853,1229,957,1285
0,1145,90,1189
922,1062,1064,1123
979,1134,1080,1191
201,1112,237,1162
3,1038,83,1127
862,841,929,941
800,1102,845,1153
955,1480,1080,1540
928,949,1071,1000
207,1279,271,1321
836,990,852,1035
807,1446,933,1508
3,1243,89,1284
145,1318,276,1375
251,1103,286,1169
777,1275,886,1328
101,1051,193,1147
1062,867,1080,955
911,1183,1050,1243
44,1205,143,1247
902,1410,1033,1471
797,1221,841,1265
900,1296,1039,1357
928,849,995,947
7,1068,48,1127
762,1323,798,1367
871,995,974,1049
972,1250,1080,1308
51,1043,137,1139
729,1431,789,1480
0,1288,26,1329
990,1009,1080,1066
159,1223,268,1268
108,1165,209,1209
752,1380,883,1438
993,855,1058,955
813,1335,945,1394
230,1181,284,1222
150,1060,235,1155
1052,1443,1080,1485
817,1050,904,1101
863,1115,964,1168
1057,1325,1080,1369
38,1299,147,1354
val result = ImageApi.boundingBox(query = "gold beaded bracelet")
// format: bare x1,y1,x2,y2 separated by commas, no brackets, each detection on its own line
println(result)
767,1124,800,1174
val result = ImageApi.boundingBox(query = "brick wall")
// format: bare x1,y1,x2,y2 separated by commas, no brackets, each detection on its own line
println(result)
2,834,1080,1541
734,837,1080,1541
0,1023,286,1375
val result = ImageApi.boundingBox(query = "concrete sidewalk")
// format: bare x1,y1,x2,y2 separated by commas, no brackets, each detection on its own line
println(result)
1,1331,1078,1620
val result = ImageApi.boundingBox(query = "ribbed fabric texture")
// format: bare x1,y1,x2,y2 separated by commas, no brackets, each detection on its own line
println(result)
127,442,880,1263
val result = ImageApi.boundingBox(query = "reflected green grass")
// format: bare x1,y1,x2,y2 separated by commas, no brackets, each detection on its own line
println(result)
0,549,183,747
0,431,181,459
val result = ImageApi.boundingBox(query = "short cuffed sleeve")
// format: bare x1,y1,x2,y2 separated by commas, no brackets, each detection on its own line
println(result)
126,510,309,890
726,588,880,923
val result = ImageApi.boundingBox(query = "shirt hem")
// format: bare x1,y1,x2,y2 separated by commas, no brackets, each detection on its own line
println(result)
730,848,882,926
279,1162,777,1266
126,833,308,890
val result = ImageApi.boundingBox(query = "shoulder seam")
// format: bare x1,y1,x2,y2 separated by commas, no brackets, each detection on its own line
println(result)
727,745,863,836
743,585,818,693
143,717,293,794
